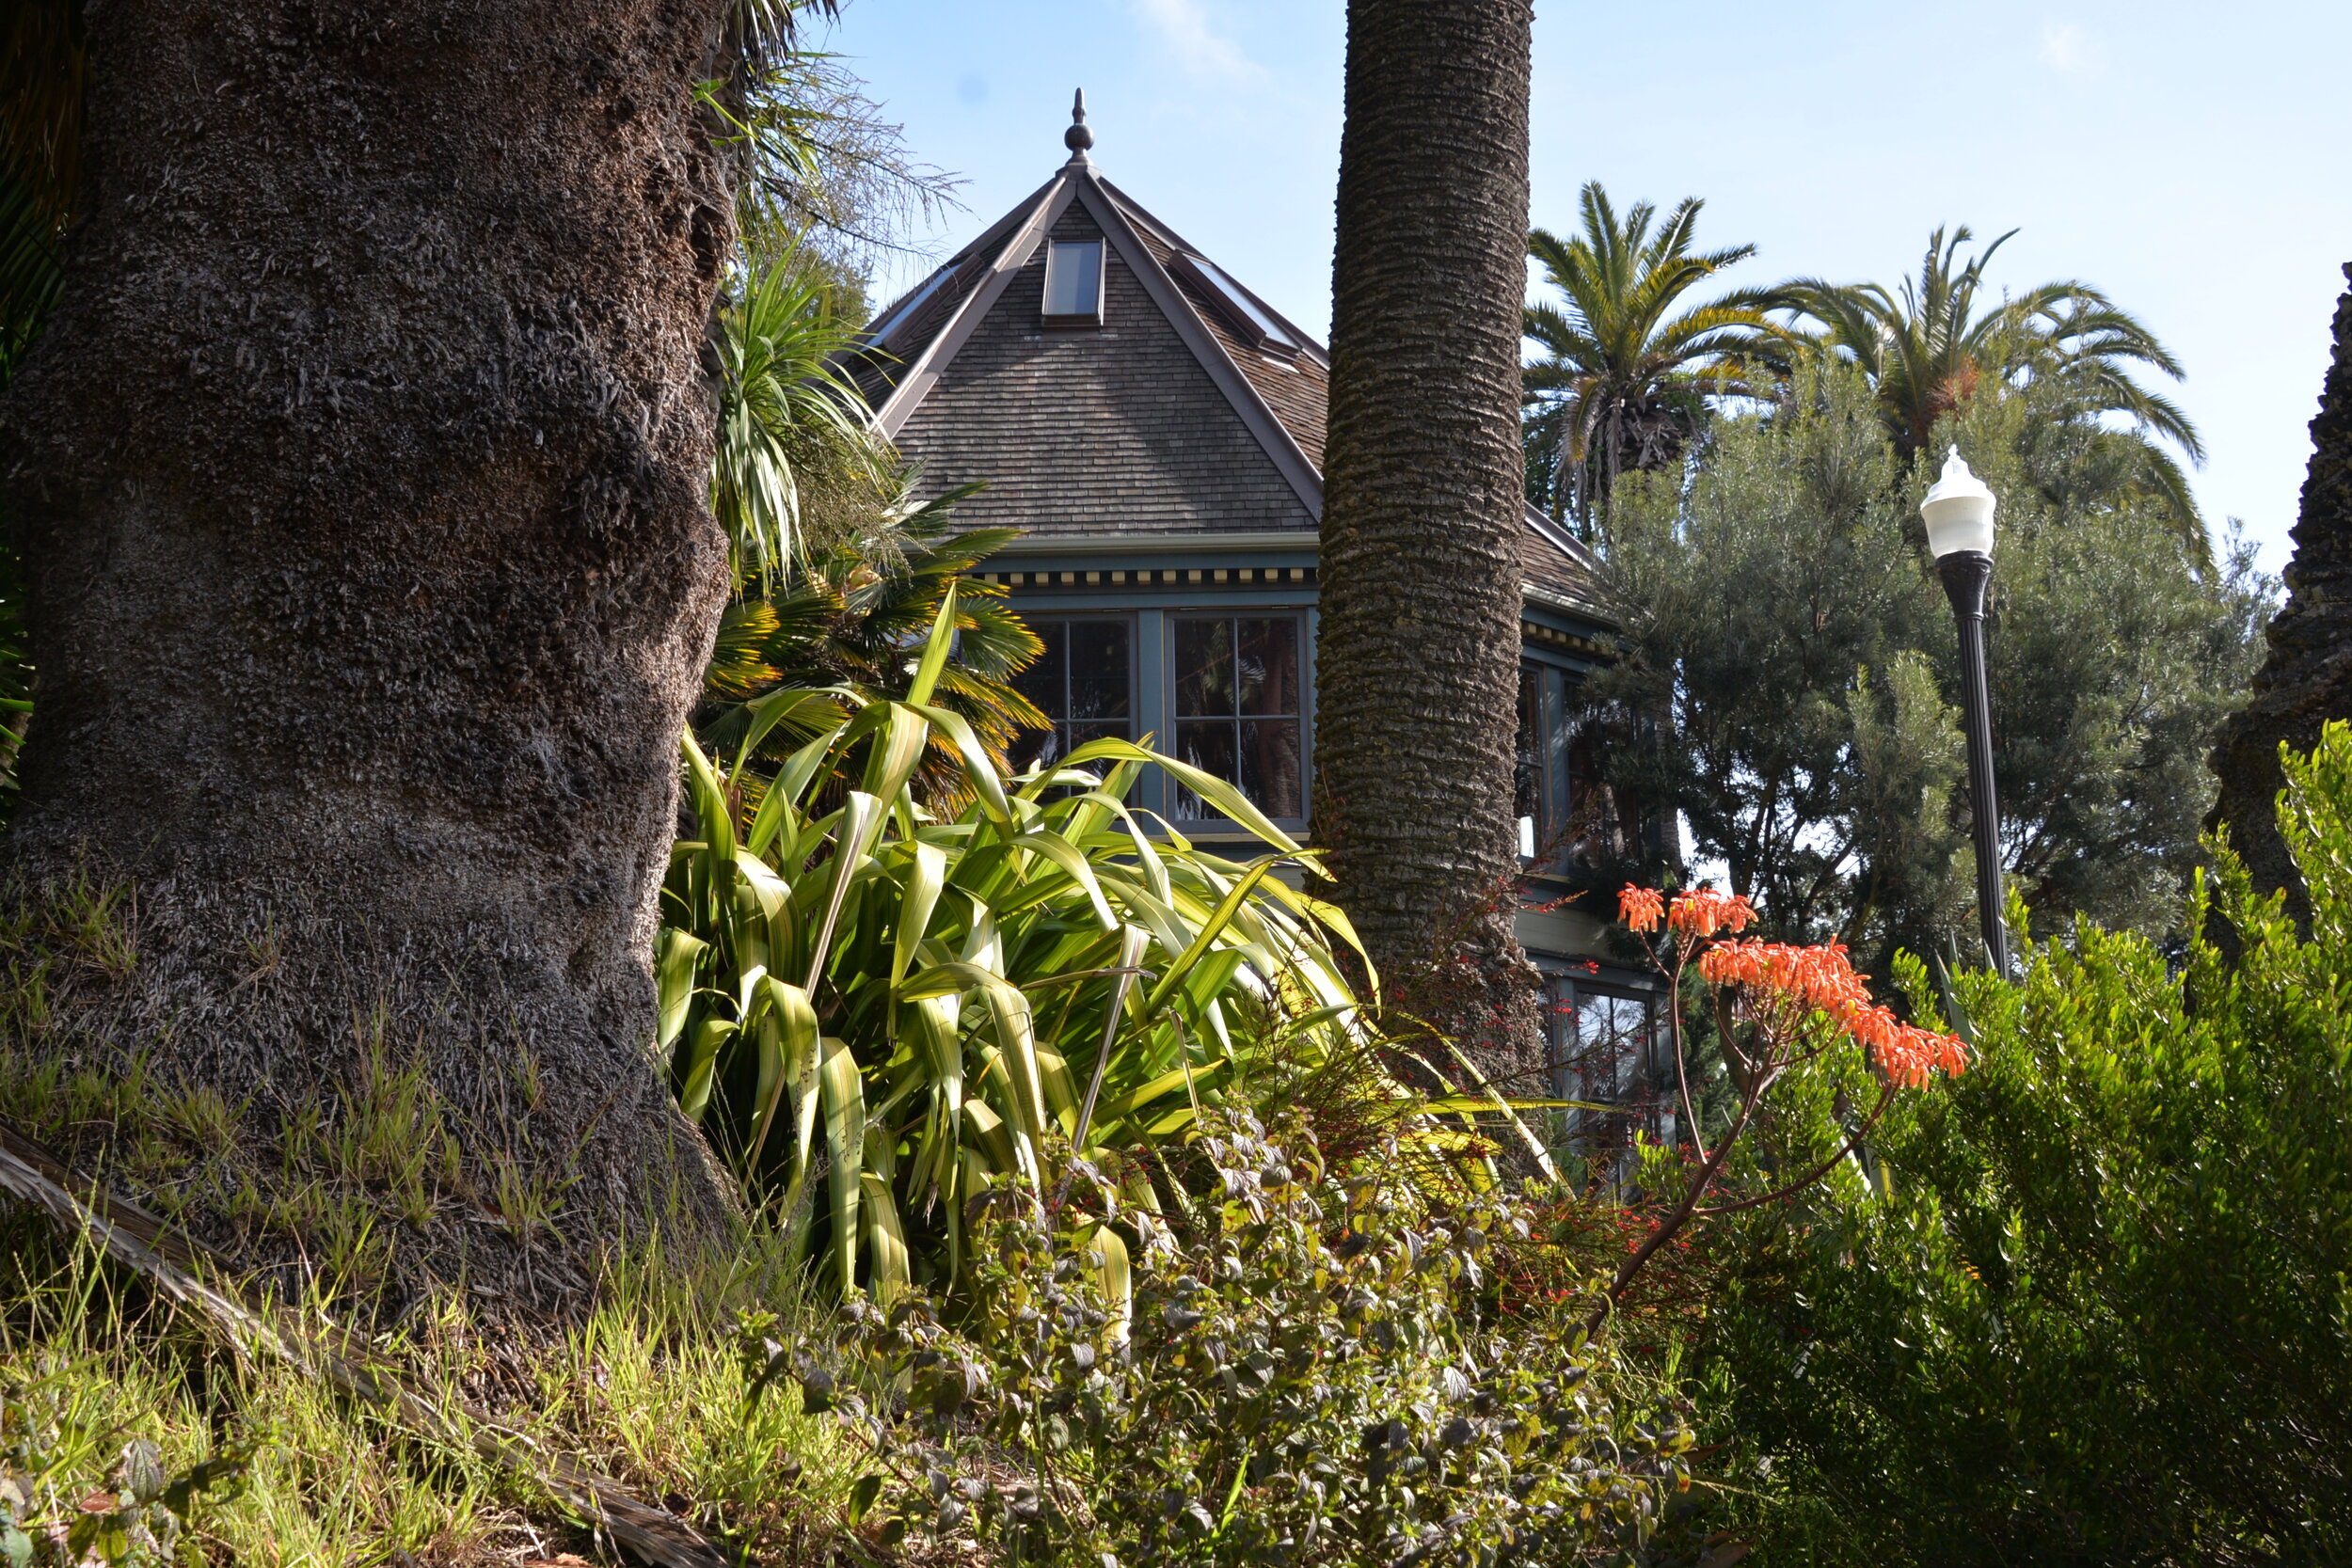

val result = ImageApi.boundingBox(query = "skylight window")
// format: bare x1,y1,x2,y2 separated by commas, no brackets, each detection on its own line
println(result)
865,267,951,347
1041,241,1104,325
1178,254,1298,356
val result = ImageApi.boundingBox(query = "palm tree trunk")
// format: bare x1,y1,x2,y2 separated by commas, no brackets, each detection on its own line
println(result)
1314,0,1544,1075
0,0,741,1295
2209,264,2352,923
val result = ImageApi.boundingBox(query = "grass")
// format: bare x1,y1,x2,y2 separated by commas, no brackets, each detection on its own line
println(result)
0,872,869,1568
1,1206,864,1565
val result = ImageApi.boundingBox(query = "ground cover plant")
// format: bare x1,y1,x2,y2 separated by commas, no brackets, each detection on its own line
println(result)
1692,725,2352,1565
0,1184,861,1564
756,1111,1713,1567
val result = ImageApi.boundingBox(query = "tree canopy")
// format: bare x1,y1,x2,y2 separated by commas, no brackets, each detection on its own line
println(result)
1590,362,2267,967
1781,226,2208,562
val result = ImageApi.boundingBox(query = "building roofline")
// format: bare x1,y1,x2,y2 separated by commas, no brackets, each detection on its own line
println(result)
870,175,1078,439
1068,175,1328,519
995,530,1320,555
1096,176,1331,371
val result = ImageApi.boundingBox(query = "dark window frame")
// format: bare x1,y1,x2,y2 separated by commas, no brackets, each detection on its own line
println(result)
1009,613,1137,775
1166,610,1309,827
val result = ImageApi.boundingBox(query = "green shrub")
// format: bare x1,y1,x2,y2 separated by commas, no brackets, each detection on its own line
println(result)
749,1110,1707,1566
1695,724,2352,1565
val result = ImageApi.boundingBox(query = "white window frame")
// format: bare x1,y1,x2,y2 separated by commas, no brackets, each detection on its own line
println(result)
1041,240,1106,326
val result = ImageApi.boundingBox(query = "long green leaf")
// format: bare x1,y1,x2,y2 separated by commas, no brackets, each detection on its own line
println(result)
655,929,707,1053
748,978,819,1168
819,1037,866,1293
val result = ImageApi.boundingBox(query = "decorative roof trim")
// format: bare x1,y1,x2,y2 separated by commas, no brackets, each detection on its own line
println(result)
871,175,1080,439
1065,176,1328,519
1524,583,1614,626
995,530,1321,555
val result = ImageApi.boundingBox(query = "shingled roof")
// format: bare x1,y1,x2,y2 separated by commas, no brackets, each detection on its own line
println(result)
846,95,1602,610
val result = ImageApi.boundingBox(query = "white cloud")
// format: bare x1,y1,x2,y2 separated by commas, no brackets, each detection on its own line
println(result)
1133,0,1265,83
2038,22,2106,78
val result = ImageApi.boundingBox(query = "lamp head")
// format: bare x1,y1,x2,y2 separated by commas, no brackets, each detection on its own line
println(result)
1920,446,1996,559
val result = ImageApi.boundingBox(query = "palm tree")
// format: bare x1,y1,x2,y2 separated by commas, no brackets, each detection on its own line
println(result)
702,477,1045,806
1315,0,1545,1074
1523,182,1788,535
2208,264,2352,922
1783,226,2207,558
0,0,849,1273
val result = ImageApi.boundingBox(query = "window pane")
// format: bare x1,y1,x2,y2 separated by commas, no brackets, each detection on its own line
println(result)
1239,719,1302,817
1236,618,1298,716
1188,255,1296,350
1014,623,1068,722
1516,661,1543,825
1172,721,1237,817
1574,991,1653,1101
1174,620,1234,717
1042,241,1103,318
1009,725,1062,774
1009,623,1066,774
1067,620,1131,721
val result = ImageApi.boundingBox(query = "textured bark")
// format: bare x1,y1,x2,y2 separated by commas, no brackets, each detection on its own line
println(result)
2208,264,2352,923
1314,0,1544,1076
0,0,741,1292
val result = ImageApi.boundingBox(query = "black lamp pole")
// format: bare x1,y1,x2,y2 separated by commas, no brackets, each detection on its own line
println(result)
1937,549,2010,975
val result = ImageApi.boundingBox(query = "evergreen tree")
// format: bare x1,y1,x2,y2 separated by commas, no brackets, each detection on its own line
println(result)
2208,264,2352,922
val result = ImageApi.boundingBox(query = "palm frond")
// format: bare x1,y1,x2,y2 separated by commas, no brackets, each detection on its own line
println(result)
1524,182,1794,530
1779,226,2204,507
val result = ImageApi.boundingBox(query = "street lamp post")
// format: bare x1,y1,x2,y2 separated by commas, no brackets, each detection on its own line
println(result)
1921,448,2010,976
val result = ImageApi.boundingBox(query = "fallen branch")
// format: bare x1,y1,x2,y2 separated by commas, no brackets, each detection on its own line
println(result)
0,1117,727,1568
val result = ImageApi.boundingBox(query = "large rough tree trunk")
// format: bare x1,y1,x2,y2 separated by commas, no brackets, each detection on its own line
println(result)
2209,264,2352,923
0,1,741,1300
1314,0,1545,1078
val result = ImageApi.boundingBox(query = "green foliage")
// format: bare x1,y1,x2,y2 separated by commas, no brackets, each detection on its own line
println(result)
1595,360,2269,960
1694,724,2352,1565
1781,225,2207,558
0,1198,860,1562
1523,182,1791,534
711,251,885,589
748,1111,1705,1565
663,608,1389,1300
0,0,80,382
707,41,959,285
1,1373,248,1568
702,487,1046,794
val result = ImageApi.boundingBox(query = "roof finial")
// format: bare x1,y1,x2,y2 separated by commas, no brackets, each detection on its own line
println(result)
1063,88,1094,164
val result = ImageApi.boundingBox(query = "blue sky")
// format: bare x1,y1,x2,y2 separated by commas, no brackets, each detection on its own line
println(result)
822,0,2352,573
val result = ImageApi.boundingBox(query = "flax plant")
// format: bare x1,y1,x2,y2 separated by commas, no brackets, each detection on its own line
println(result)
660,594,1393,1300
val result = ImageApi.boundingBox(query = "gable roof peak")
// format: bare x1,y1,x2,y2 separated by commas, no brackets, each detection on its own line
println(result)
1062,88,1096,168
